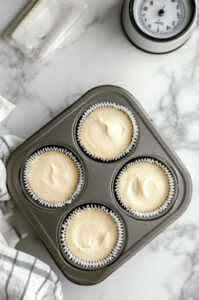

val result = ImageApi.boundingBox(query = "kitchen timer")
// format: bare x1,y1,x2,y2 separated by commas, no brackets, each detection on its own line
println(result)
122,0,197,53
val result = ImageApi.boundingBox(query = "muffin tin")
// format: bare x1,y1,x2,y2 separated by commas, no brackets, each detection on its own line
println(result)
7,85,192,285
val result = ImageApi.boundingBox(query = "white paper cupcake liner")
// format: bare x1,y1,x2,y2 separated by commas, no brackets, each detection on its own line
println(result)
60,204,125,269
114,157,176,219
22,146,84,208
76,102,139,162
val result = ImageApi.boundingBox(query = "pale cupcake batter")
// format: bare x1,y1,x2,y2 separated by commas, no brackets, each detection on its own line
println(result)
65,208,118,261
27,151,79,204
79,107,133,160
118,162,169,212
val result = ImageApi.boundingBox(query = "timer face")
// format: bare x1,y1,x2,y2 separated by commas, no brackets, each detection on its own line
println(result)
133,0,192,39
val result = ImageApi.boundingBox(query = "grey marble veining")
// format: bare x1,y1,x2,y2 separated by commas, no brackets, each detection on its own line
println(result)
0,0,199,299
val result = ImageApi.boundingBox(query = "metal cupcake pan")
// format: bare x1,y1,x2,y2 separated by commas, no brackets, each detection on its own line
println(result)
7,85,192,285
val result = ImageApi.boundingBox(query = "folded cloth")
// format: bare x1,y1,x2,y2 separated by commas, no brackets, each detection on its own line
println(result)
0,135,22,202
0,239,63,300
0,135,63,300
0,96,15,123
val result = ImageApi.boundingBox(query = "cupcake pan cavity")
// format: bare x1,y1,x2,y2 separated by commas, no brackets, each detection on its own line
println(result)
7,86,192,285
22,146,84,208
60,204,125,270
76,102,139,162
114,157,176,220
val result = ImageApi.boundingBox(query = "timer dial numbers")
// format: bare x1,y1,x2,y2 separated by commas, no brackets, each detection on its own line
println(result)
133,0,192,39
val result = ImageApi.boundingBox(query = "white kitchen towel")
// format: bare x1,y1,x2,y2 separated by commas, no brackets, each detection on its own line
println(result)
0,240,63,300
0,96,15,123
0,135,63,300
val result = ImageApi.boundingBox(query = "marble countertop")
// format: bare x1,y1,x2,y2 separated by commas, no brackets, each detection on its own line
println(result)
0,0,199,299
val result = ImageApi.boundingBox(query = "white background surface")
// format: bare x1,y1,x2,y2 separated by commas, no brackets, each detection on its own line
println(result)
0,0,199,299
